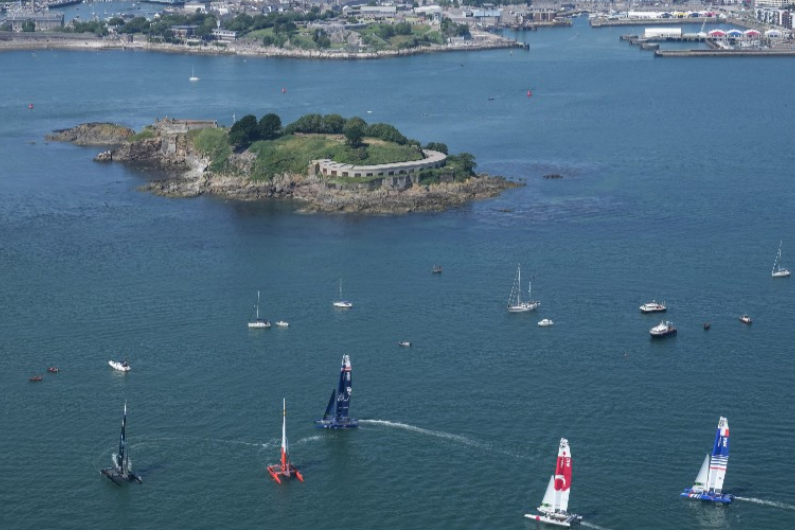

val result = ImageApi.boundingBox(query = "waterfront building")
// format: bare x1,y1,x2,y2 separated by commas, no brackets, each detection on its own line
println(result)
1,12,64,32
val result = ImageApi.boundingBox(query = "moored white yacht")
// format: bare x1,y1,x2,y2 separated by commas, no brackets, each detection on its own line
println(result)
650,320,677,338
640,300,666,313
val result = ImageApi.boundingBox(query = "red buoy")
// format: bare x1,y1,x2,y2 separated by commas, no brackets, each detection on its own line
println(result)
526,90,532,98
281,88,287,93
28,103,34,109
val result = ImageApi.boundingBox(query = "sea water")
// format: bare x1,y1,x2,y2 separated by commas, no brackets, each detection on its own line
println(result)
1,18,794,530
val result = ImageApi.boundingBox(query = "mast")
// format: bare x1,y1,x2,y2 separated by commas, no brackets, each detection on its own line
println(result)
281,398,289,471
117,401,127,472
554,438,572,512
516,265,522,305
708,417,730,493
256,291,261,320
339,279,343,300
335,355,352,422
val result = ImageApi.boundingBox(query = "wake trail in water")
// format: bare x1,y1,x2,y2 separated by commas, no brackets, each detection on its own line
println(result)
582,522,614,530
360,419,531,460
735,497,795,511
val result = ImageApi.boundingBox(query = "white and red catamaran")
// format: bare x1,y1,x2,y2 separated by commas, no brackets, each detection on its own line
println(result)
266,398,304,484
525,438,582,527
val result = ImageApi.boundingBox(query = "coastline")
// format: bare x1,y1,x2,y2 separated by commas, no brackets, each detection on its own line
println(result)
0,31,526,59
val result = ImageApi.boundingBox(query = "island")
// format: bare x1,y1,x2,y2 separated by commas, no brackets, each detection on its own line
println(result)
48,115,519,214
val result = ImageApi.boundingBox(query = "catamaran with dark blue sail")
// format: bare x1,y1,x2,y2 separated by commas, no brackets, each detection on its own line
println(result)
315,355,358,429
680,416,733,504
101,401,143,485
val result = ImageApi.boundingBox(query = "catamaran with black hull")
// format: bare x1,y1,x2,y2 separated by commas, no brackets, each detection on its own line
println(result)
525,438,582,527
680,416,734,504
315,354,358,429
101,401,143,485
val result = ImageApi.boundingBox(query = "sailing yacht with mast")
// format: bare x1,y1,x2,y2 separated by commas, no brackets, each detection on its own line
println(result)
333,279,353,309
101,401,143,485
315,355,358,429
525,438,582,527
189,66,199,82
248,291,271,328
266,399,304,484
680,417,733,504
507,264,540,312
772,241,790,278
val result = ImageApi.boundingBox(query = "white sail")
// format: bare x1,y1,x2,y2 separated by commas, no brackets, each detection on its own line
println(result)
692,453,710,492
538,475,557,513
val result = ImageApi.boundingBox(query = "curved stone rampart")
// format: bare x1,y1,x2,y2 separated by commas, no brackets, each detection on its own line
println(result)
309,149,446,181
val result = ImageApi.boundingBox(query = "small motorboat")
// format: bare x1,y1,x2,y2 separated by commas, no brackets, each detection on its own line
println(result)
538,319,554,327
47,366,60,373
432,265,442,274
640,300,667,313
276,321,289,327
703,322,711,331
398,341,412,347
739,314,752,325
650,320,677,338
29,375,43,382
109,360,131,372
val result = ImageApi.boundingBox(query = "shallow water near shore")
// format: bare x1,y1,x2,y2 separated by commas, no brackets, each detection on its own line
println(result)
2,18,795,530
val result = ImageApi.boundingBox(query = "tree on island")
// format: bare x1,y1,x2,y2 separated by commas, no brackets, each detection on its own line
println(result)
229,115,259,148
258,113,282,141
343,118,366,148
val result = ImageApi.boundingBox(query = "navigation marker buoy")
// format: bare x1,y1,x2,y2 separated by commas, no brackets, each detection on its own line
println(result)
526,90,532,98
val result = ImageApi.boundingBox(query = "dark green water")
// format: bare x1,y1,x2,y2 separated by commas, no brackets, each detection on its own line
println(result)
1,18,794,530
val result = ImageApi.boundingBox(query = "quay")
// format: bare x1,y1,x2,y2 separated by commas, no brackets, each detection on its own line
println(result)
655,49,795,57
591,17,717,28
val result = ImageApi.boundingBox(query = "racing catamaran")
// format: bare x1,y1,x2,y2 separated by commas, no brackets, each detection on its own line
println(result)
315,355,358,429
680,416,733,504
267,398,304,484
101,401,143,485
525,438,582,527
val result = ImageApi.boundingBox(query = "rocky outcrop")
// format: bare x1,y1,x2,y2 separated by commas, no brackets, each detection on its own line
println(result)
54,121,520,214
46,123,135,145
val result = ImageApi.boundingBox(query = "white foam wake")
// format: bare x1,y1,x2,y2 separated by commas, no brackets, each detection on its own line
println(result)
735,497,795,511
360,419,531,460
582,522,614,530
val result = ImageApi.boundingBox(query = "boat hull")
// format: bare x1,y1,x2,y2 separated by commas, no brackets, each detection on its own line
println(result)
333,302,353,309
314,419,359,429
680,489,733,504
650,329,677,338
640,307,666,313
508,302,540,312
772,270,790,278
248,321,271,329
108,361,130,372
524,512,581,527
101,469,143,485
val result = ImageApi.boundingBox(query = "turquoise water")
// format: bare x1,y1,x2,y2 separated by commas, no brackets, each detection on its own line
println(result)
2,18,795,529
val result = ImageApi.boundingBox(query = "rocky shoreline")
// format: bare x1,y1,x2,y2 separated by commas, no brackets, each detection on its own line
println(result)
0,31,525,59
53,122,520,214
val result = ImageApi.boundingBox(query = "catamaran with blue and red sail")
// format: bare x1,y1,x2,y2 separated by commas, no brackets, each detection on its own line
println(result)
101,401,143,485
315,355,358,429
266,398,304,484
680,416,733,504
525,438,583,527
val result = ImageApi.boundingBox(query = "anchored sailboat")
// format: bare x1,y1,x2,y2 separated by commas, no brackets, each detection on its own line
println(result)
267,398,304,484
333,279,353,309
525,438,582,527
772,241,790,278
315,355,358,429
680,416,733,504
101,401,143,485
507,264,540,312
248,290,271,328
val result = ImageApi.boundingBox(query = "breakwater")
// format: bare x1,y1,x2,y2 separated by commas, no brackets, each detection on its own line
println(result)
655,48,795,57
